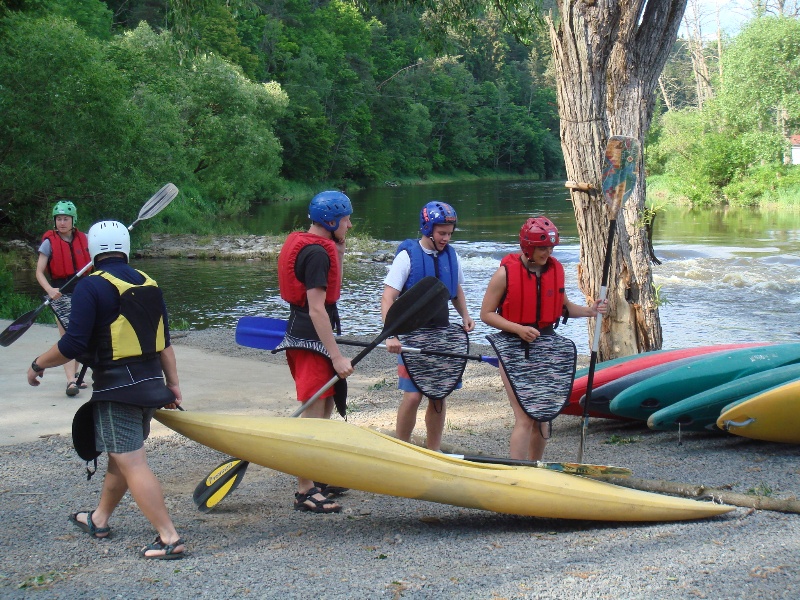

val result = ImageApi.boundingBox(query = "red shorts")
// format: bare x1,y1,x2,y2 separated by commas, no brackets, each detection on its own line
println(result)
286,349,335,402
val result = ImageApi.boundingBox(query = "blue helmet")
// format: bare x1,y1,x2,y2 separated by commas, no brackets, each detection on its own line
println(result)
420,201,457,237
308,191,353,232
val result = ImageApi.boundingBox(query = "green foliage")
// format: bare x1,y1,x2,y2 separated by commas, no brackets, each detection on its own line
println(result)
1,1,564,239
0,15,138,232
717,17,800,134
0,251,53,322
0,0,112,38
650,16,800,208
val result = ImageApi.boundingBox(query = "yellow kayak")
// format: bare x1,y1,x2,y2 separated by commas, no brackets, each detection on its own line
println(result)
155,410,732,522
717,379,800,444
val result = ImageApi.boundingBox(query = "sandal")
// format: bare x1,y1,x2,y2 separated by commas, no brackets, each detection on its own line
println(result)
69,511,111,539
74,375,88,389
294,487,341,513
140,535,186,560
314,482,349,498
66,382,80,397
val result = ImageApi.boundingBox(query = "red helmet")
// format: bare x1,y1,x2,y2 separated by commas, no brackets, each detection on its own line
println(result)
520,216,559,257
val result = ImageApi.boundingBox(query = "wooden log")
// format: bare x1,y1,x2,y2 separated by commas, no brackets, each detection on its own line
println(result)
600,476,800,514
564,180,595,192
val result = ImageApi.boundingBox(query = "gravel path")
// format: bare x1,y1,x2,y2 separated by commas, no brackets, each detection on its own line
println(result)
1,328,798,598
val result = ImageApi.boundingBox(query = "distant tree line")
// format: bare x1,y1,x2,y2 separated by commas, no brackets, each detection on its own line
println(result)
0,0,562,238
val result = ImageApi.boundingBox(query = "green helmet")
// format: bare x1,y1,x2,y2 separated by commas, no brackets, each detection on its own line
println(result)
52,200,78,228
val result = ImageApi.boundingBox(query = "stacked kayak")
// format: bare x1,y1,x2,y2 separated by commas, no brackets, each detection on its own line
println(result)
562,343,768,418
647,363,800,432
716,379,800,443
609,343,800,421
155,410,732,522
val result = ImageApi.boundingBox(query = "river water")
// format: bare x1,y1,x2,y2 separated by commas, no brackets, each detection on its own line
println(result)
17,180,800,352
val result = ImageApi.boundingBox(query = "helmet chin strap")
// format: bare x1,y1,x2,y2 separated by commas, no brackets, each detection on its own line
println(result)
427,235,443,253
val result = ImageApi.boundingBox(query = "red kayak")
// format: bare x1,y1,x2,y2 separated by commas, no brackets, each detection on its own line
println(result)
562,342,772,418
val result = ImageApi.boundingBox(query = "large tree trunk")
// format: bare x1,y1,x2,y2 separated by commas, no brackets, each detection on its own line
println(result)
548,1,686,359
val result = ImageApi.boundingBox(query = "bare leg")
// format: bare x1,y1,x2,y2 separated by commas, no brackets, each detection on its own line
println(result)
501,367,546,460
424,399,446,451
109,448,184,556
527,422,547,461
297,397,341,509
395,391,423,442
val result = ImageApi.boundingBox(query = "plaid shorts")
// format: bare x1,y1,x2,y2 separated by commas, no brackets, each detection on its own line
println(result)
92,402,157,454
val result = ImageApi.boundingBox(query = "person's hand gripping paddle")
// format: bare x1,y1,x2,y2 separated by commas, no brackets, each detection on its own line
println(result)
577,136,640,463
191,276,451,512
0,183,179,347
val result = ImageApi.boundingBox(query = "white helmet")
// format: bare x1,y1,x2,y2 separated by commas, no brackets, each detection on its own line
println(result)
88,220,130,263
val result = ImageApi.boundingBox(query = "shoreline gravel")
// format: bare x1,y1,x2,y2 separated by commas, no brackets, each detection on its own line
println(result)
1,328,798,598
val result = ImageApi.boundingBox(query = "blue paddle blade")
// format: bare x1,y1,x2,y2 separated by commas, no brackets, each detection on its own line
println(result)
236,316,286,350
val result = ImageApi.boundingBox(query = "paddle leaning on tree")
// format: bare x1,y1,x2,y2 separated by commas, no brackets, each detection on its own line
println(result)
480,216,607,462
380,201,475,452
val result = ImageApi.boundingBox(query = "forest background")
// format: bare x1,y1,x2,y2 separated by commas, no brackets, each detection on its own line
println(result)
1,0,799,242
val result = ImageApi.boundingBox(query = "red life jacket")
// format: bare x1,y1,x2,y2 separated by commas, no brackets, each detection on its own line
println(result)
278,232,341,307
42,229,91,280
499,254,565,328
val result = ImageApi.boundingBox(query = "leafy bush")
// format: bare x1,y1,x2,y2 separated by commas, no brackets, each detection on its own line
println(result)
0,252,53,323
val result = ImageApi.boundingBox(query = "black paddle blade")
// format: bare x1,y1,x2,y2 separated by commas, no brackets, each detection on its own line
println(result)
0,303,47,347
193,458,249,512
333,378,348,419
385,276,449,337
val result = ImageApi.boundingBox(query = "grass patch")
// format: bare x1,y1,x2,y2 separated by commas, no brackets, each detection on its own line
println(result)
18,570,66,589
368,378,391,391
604,434,642,445
746,482,774,497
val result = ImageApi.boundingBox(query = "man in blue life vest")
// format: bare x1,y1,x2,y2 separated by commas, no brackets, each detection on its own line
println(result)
276,190,355,513
381,201,475,451
27,220,186,560
480,216,607,461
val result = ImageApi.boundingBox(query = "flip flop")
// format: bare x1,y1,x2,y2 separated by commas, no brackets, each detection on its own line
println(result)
69,511,111,539
66,382,80,397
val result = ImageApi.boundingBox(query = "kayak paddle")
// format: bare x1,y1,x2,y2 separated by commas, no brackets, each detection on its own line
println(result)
577,136,640,463
193,458,250,513
0,183,179,347
444,454,632,477
235,315,499,367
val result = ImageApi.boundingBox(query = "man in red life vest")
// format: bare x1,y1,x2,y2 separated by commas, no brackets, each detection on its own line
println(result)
276,191,355,513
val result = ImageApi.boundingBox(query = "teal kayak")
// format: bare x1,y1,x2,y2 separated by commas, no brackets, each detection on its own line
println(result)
646,363,800,432
609,343,800,421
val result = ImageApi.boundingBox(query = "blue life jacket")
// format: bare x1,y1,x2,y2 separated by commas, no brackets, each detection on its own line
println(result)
396,239,459,299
